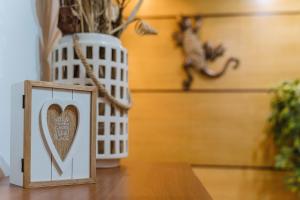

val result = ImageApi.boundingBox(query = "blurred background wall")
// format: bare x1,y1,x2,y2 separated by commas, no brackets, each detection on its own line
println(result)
121,0,300,199
0,0,39,175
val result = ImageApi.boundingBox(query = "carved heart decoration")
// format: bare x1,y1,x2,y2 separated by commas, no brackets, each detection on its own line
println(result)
40,100,80,174
47,104,78,161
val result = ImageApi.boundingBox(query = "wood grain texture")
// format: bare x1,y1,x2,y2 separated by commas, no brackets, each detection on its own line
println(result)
122,15,300,90
193,167,298,200
22,81,96,188
0,163,212,200
125,0,300,16
127,93,275,167
28,80,96,92
90,89,97,181
47,104,78,161
23,81,33,188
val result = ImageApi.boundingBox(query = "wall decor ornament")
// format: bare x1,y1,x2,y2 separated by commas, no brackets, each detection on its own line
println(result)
10,81,96,188
49,0,157,168
173,16,240,91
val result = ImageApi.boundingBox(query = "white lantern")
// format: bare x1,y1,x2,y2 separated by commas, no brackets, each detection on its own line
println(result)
52,33,129,168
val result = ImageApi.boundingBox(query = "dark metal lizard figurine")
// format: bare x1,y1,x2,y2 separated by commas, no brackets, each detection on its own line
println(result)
173,16,240,90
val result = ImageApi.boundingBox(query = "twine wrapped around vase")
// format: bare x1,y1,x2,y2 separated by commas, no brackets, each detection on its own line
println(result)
72,34,132,111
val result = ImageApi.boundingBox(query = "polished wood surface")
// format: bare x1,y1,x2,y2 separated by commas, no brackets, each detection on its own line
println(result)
193,167,297,200
128,93,274,167
0,162,212,200
125,0,300,16
122,15,300,90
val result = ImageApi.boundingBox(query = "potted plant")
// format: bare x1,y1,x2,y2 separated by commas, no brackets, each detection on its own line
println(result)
37,0,157,168
269,80,300,192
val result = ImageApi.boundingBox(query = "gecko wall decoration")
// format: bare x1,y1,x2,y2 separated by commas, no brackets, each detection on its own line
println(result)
173,16,240,90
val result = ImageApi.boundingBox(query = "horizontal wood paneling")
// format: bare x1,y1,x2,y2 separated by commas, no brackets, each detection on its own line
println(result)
193,167,297,200
125,0,300,16
127,93,274,167
122,15,300,90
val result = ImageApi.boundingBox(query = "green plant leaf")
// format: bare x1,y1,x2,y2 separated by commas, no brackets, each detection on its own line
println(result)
268,79,300,193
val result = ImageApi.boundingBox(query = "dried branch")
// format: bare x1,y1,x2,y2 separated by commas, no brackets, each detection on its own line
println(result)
57,0,157,37
36,0,61,81
110,0,143,36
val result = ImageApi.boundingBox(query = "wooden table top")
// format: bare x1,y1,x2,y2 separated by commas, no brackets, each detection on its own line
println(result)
0,162,212,200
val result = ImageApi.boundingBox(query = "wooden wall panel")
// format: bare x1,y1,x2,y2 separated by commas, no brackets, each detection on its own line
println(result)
125,0,300,16
127,93,274,167
193,168,297,200
122,15,300,90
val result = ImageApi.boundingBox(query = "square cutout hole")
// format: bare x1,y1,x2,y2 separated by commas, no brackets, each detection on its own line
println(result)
98,91,105,98
111,49,116,62
120,87,124,99
98,103,105,116
99,47,105,59
120,140,124,153
87,46,93,59
98,84,105,98
62,47,68,60
55,50,59,62
55,67,59,80
99,65,105,78
111,67,117,80
111,85,116,97
98,122,105,135
111,104,116,116
73,65,80,78
120,69,124,81
62,66,68,79
86,65,93,78
110,122,115,135
120,123,124,135
110,141,116,154
121,51,124,63
98,141,105,154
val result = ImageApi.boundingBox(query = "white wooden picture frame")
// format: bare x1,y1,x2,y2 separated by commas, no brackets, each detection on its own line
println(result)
10,81,96,188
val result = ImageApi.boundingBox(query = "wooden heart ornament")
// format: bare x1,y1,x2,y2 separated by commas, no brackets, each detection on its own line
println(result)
40,100,80,174
47,104,78,161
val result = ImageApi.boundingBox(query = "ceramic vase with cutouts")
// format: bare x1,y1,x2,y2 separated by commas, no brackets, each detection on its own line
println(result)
51,33,129,168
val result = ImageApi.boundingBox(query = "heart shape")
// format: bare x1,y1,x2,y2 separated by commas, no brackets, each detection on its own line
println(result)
40,100,81,174
47,104,78,161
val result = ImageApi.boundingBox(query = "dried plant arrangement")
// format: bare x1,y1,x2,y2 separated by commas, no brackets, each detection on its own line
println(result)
36,0,61,81
58,0,157,37
37,0,158,168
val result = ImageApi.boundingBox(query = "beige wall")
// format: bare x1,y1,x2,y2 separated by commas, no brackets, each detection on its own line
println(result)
122,0,300,167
